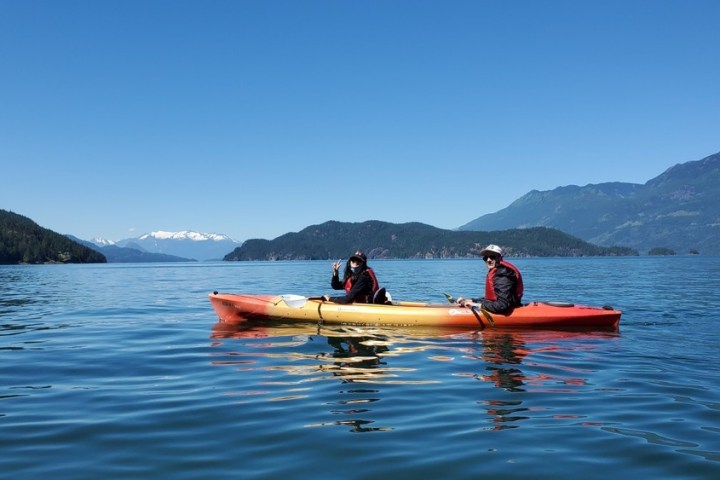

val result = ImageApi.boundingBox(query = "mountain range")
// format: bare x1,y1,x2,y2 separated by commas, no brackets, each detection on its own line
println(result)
113,231,240,261
99,231,241,261
225,222,636,260
67,235,196,263
459,151,720,255
3,151,718,263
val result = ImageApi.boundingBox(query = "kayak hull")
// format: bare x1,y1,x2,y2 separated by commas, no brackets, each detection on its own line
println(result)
209,293,621,330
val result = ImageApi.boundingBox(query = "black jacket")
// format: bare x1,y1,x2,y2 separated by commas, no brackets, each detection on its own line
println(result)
329,270,374,304
474,265,520,314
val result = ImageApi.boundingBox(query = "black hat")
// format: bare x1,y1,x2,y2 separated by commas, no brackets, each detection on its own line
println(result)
349,250,367,263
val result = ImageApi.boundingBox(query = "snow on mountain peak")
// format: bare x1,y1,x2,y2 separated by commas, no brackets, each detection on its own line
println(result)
91,237,115,246
139,230,236,242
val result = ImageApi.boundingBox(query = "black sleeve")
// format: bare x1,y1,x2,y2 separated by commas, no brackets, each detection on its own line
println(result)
331,271,343,290
480,269,516,314
328,272,373,304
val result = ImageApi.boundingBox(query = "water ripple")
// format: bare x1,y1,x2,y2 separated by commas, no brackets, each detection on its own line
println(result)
2,260,720,479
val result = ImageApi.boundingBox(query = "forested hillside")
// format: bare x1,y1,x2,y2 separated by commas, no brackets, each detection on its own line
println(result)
225,221,637,260
459,151,720,254
0,209,106,264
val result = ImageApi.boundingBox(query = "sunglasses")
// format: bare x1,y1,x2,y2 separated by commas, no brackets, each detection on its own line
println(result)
483,255,498,262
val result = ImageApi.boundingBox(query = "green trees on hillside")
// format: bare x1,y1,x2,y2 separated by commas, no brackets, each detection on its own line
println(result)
648,247,676,256
225,221,639,261
0,209,106,264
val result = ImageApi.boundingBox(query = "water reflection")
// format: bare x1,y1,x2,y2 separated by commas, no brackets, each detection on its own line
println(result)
470,329,619,430
322,334,390,383
0,269,36,318
316,332,392,432
473,331,529,392
210,320,619,433
210,321,454,433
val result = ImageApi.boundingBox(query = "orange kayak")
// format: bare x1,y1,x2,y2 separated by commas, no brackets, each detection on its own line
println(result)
208,292,621,330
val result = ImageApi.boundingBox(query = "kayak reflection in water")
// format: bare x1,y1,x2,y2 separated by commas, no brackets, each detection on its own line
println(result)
472,331,531,430
476,331,529,392
321,333,393,433
325,334,390,383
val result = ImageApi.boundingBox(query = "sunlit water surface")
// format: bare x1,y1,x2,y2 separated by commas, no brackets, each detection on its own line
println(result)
1,257,719,479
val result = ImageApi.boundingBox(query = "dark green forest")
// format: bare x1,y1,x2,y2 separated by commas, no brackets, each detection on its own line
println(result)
1,212,638,265
0,209,106,264
225,221,637,261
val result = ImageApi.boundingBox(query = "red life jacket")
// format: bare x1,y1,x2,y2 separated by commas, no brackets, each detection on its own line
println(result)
366,267,380,294
484,260,524,303
344,267,380,297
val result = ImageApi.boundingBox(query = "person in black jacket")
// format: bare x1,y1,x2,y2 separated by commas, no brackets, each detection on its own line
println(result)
322,250,380,304
457,244,524,314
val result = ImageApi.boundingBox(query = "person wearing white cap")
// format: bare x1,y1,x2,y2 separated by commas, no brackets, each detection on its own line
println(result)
456,244,524,314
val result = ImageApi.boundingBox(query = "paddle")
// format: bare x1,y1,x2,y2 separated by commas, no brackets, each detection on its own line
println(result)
470,304,495,327
444,292,495,327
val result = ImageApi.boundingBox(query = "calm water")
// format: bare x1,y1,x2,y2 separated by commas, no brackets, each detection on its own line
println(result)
1,257,719,479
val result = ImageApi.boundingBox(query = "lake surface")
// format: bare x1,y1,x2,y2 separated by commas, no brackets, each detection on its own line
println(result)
1,257,719,479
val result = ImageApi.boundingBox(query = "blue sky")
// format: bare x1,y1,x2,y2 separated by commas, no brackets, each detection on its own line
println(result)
2,0,719,242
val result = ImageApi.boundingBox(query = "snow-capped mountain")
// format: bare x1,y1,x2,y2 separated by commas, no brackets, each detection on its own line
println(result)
116,230,241,261
90,237,116,247
67,235,195,263
138,230,233,242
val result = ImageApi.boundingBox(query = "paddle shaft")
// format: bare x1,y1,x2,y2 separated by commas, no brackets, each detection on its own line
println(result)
445,292,495,327
471,305,495,327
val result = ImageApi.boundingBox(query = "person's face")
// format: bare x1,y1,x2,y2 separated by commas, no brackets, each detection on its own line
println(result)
483,255,499,269
350,259,362,267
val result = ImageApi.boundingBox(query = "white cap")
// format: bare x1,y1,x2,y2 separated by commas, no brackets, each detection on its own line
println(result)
480,244,503,257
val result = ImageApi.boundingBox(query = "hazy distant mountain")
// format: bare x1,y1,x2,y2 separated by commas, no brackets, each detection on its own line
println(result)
90,237,116,247
68,235,195,263
116,230,241,261
459,151,720,255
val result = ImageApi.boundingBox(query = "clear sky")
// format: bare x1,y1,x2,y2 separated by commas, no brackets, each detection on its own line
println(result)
2,0,719,242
